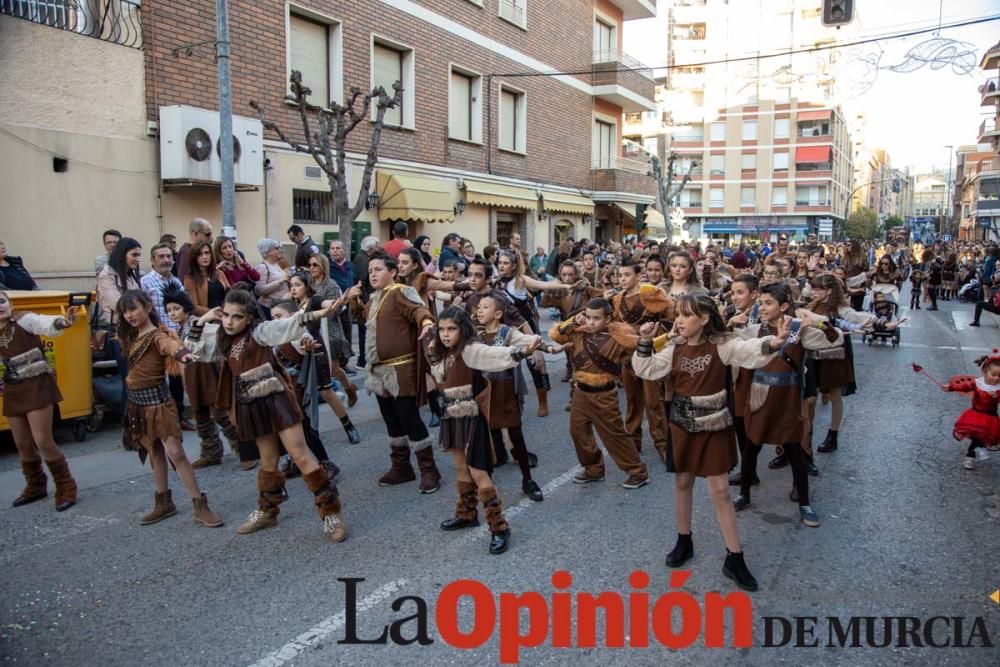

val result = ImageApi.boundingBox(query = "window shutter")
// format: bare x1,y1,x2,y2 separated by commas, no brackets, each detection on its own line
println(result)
290,16,329,107
374,44,403,126
450,72,471,140
500,89,516,150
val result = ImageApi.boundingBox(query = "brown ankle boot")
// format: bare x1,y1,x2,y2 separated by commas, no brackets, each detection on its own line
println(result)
536,388,549,417
45,456,77,512
238,469,287,534
13,459,48,507
346,383,358,408
303,467,347,542
192,493,224,527
140,490,178,525
378,438,416,486
414,443,441,494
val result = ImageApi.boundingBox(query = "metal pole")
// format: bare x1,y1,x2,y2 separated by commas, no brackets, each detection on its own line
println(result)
943,146,953,237
216,0,236,231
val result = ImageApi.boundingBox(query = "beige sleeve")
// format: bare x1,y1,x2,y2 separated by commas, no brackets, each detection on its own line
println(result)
252,313,307,347
717,336,779,369
460,342,520,373
631,342,677,381
17,313,66,338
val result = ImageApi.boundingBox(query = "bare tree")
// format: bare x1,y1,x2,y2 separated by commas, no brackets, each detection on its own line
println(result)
650,153,697,244
250,71,402,249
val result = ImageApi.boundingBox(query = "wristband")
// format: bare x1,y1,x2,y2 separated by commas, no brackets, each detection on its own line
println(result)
637,338,654,357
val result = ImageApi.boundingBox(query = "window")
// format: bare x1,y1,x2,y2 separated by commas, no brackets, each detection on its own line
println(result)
709,188,724,206
680,188,702,207
774,118,789,139
499,85,527,153
594,17,616,61
741,153,756,171
795,185,829,206
773,152,789,170
372,38,414,128
293,189,335,225
674,125,703,141
709,154,725,175
741,187,755,206
710,122,725,141
772,186,788,206
742,120,757,140
449,66,482,143
593,119,615,168
498,0,526,29
643,137,658,155
289,12,342,107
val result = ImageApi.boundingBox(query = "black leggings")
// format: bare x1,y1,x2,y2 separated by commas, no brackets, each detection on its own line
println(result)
972,300,1000,324
928,285,939,309
490,426,533,482
376,395,430,442
967,439,984,457
741,440,809,505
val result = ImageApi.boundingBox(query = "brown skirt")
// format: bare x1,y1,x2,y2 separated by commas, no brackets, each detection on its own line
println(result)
2,373,62,417
184,362,220,411
484,377,522,429
440,414,494,472
668,425,737,477
124,399,183,450
233,388,303,441
814,357,854,393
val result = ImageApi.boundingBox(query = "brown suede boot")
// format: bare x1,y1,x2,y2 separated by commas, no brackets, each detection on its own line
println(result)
303,467,347,543
414,442,441,494
536,388,549,417
378,438,416,486
13,459,48,507
45,456,78,512
479,487,511,554
238,469,286,534
346,383,358,408
140,490,178,525
191,493,224,527
440,480,479,530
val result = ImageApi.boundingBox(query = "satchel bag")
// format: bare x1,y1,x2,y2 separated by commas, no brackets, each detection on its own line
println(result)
235,363,285,404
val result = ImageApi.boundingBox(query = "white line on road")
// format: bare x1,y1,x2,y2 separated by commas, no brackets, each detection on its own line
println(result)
247,578,410,667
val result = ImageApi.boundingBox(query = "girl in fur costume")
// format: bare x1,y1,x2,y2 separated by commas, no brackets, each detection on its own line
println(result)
116,290,223,528
632,294,793,592
185,290,346,542
1,290,79,512
426,306,542,555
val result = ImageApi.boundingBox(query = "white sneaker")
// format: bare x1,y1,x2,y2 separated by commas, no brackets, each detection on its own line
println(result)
963,457,976,470
974,447,991,462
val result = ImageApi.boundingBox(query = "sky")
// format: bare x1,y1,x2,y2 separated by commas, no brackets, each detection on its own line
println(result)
623,0,1000,174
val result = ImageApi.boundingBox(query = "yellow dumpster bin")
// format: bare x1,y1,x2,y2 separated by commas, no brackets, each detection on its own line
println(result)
0,291,93,442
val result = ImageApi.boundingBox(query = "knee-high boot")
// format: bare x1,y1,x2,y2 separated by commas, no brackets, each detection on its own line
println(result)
238,469,287,534
45,456,77,512
378,437,416,486
13,459,48,507
479,487,510,554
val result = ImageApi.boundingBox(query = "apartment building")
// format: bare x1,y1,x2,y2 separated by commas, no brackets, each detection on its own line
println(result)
146,0,658,255
957,40,1000,242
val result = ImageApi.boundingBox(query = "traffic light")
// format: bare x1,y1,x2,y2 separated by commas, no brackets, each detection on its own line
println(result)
822,0,854,27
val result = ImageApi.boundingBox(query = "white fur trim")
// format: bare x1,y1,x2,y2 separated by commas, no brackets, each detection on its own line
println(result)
408,436,434,452
444,400,480,418
388,436,408,449
443,385,473,401
690,388,727,409
749,383,769,413
693,408,733,432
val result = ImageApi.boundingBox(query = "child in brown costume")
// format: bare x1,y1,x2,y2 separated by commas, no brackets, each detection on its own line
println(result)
540,260,603,393
549,298,649,490
1,290,79,511
184,290,345,542
633,294,793,592
427,306,542,555
116,290,223,528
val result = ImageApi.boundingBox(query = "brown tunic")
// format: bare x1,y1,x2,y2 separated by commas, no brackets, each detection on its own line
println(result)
362,284,433,398
0,318,61,417
540,285,603,319
744,330,805,446
479,327,522,429
669,342,737,477
549,323,630,387
124,329,185,447
810,304,854,392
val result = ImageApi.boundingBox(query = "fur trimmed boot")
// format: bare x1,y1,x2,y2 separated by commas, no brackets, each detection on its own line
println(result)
140,490,178,525
303,467,346,543
479,487,510,555
192,416,224,468
440,481,479,530
13,459,48,507
536,388,549,417
45,456,77,512
238,469,287,534
191,493,224,527
414,444,441,494
378,439,416,486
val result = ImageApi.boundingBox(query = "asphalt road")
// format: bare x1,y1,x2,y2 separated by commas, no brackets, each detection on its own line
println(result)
1,290,998,666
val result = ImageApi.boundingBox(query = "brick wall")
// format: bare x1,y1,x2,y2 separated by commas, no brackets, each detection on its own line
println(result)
143,0,611,193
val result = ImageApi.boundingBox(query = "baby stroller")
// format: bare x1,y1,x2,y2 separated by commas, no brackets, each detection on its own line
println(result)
861,293,901,348
958,277,980,303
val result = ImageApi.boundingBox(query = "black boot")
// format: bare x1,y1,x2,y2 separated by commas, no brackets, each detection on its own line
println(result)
768,451,789,469
817,429,839,453
522,478,543,502
489,529,511,555
341,416,361,444
805,456,819,476
665,533,693,568
722,550,759,592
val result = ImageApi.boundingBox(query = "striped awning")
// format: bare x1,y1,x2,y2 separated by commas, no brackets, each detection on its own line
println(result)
375,171,455,223
463,179,537,210
542,192,593,215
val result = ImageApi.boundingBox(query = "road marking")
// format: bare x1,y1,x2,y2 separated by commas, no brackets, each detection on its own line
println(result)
248,462,583,667
247,578,409,667
894,343,995,352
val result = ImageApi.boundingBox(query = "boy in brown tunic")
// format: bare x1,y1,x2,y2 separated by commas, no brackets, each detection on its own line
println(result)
550,298,649,489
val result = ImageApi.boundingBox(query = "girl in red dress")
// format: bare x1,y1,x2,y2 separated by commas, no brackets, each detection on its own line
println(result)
944,350,1000,470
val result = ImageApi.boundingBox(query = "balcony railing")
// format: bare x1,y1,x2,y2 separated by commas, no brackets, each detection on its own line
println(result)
592,156,651,174
795,199,832,207
1,0,142,49
498,0,525,29
592,49,654,80
797,124,831,137
980,118,998,137
971,157,1000,177
979,77,999,96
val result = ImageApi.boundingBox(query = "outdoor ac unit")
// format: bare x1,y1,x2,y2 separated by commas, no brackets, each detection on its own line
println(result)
159,105,264,187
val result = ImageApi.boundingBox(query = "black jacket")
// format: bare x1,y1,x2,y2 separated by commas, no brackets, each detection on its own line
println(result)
0,256,37,290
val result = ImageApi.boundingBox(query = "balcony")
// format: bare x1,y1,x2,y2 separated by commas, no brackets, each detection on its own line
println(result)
979,118,1000,142
591,156,657,198
670,70,705,90
981,41,1000,70
672,23,706,41
0,0,142,49
970,157,1000,179
980,77,999,106
592,50,656,112
606,0,656,20
672,0,707,24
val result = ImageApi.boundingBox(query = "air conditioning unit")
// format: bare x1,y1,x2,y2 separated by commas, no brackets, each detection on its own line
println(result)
159,105,264,187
